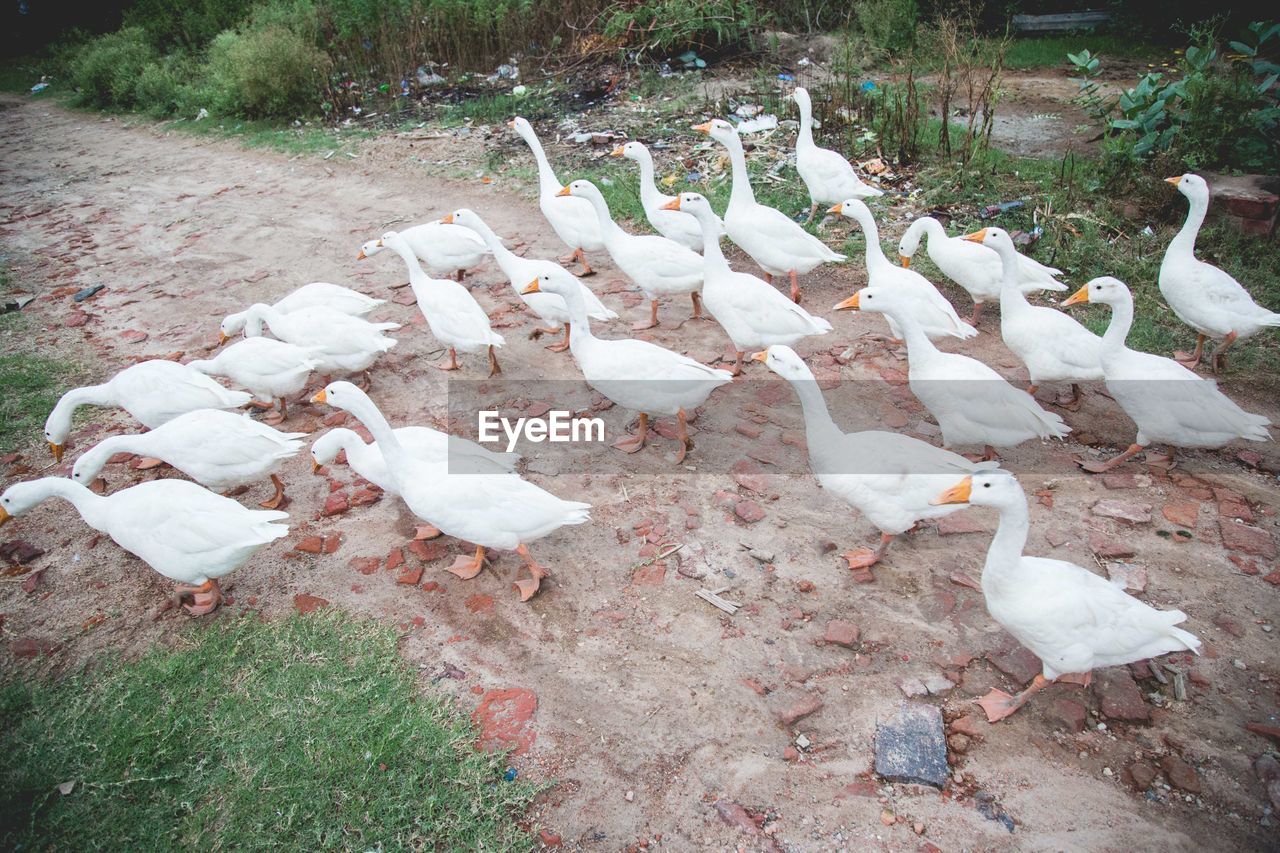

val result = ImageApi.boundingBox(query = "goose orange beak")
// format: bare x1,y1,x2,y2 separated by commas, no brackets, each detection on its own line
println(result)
661,197,681,211
49,442,63,463
899,254,910,268
692,121,713,134
356,249,367,260
0,506,9,526
311,389,328,404
507,119,516,129
440,213,454,224
1062,284,1090,307
521,277,540,295
556,185,571,197
610,145,625,157
312,459,322,473
1165,176,1182,186
961,229,987,243
932,476,972,505
827,203,843,215
218,332,230,346
833,292,860,311
375,239,383,248
750,350,768,362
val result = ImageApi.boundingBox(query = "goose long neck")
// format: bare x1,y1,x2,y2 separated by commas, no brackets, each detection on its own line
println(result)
696,211,731,272
386,240,428,285
581,191,625,241
1101,296,1134,355
855,211,889,268
48,385,112,442
991,241,1030,310
723,133,756,208
464,218,518,267
894,310,937,356
342,396,407,465
634,151,661,208
34,478,109,530
983,495,1031,599
796,96,815,148
789,372,840,444
1169,190,1207,258
521,128,563,196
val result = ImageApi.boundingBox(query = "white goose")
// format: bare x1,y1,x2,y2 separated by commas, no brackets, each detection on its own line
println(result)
509,116,604,275
839,286,1069,458
220,283,384,338
236,303,398,383
378,230,505,375
898,216,1065,324
357,220,488,280
563,179,704,330
756,345,995,571
44,360,252,462
933,470,1200,722
72,409,305,508
440,207,616,352
187,337,318,419
523,273,733,463
312,426,518,493
792,86,883,223
1063,276,1270,471
1159,173,1280,371
965,227,1102,408
695,118,845,302
312,382,590,601
665,193,830,375
611,140,724,251
0,477,287,615
832,199,976,341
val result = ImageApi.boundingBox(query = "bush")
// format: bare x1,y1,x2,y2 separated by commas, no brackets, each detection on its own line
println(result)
123,0,256,50
853,0,919,56
68,27,158,109
133,53,209,118
601,0,767,55
207,24,332,119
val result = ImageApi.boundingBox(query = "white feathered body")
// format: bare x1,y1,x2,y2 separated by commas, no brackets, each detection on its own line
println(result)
313,425,518,493
248,305,398,376
188,337,318,402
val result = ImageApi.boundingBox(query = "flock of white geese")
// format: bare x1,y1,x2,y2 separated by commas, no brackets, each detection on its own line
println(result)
5,87,1276,722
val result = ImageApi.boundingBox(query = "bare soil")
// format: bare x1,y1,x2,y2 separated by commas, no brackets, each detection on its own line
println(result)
2,96,1280,851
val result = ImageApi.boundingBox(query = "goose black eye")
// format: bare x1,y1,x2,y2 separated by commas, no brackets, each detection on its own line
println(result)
983,482,991,488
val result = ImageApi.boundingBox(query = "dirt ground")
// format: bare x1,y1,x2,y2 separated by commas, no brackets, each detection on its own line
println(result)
3,94,1280,851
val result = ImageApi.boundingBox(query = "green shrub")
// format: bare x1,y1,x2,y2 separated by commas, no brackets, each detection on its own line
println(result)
853,0,918,56
68,27,158,109
601,0,766,55
123,0,256,50
207,24,332,119
132,53,209,118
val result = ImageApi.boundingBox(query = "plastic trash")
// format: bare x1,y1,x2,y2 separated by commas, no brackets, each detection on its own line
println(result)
686,171,702,183
416,67,446,86
29,82,48,93
512,84,528,97
675,51,706,70
400,79,409,96
503,768,518,781
978,200,1025,220
737,115,778,134
777,72,795,81
73,284,105,302
195,107,209,121
861,81,878,92
734,104,763,119
797,57,811,67
491,64,519,80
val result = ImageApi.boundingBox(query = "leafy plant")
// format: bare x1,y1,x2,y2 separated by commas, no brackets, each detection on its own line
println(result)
207,23,333,119
67,27,158,110
600,0,766,57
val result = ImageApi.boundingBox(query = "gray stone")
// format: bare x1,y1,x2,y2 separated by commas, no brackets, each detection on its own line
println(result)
875,702,948,789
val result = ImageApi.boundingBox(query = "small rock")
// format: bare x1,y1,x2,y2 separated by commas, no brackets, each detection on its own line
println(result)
987,644,1042,685
0,540,45,565
824,620,859,648
937,510,987,536
734,499,765,523
1102,472,1136,489
292,593,329,614
899,677,928,698
1091,499,1152,524
748,548,774,563
396,566,424,585
321,492,350,517
922,674,955,695
1161,755,1201,794
1088,531,1135,559
1161,501,1199,528
775,694,823,726
874,702,948,789
1128,760,1157,791
1219,521,1275,558
1096,670,1150,722
1047,698,1087,732
539,829,562,847
294,536,324,554
948,733,971,754
348,556,380,575
1106,563,1147,593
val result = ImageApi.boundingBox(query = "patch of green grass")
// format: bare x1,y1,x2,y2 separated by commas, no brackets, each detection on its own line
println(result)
0,613,537,850
0,264,78,452
167,116,371,157
1003,34,1166,70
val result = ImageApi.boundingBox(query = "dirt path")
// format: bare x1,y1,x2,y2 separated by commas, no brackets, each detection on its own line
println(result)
2,97,1279,850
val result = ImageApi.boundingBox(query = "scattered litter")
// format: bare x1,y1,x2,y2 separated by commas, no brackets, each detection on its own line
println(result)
674,50,706,70
72,284,105,302
56,780,75,796
734,104,763,119
797,57,812,67
777,72,795,81
1141,225,1155,236
979,200,1026,219
861,81,878,92
860,157,888,175
2,294,35,314
685,171,702,183
875,702,948,788
696,586,741,615
195,107,208,120
489,64,519,82
974,790,1016,832
1010,226,1043,247
416,67,446,86
512,84,528,97
30,80,49,94
503,767,518,781
737,115,778,134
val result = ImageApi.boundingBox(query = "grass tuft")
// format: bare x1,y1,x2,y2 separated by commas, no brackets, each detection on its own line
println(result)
0,613,537,850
